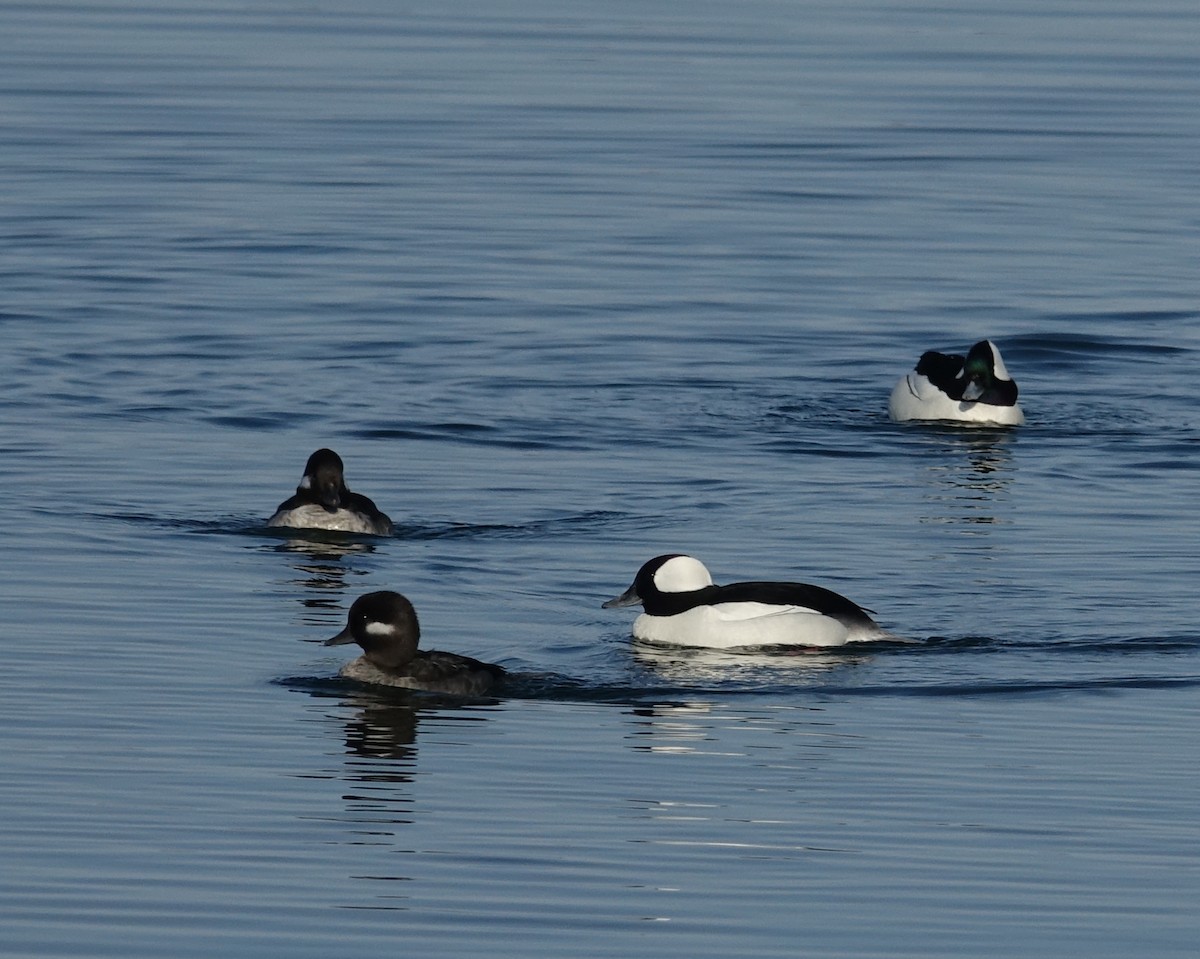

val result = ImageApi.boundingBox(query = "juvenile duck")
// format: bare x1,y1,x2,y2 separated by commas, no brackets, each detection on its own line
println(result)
325,591,506,695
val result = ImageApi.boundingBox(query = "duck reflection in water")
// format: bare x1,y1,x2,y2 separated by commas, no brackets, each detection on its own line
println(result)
270,534,377,619
917,428,1017,529
630,641,867,687
340,697,420,763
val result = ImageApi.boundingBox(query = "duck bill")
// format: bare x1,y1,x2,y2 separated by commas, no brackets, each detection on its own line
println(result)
961,380,985,402
324,625,356,646
602,585,642,609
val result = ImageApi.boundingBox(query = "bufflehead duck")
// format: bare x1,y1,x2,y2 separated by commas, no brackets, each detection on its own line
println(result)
268,448,394,535
325,591,506,696
888,339,1024,426
603,554,890,649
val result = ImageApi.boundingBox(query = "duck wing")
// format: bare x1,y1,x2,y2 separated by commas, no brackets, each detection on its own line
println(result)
409,650,507,683
718,582,878,627
914,350,967,398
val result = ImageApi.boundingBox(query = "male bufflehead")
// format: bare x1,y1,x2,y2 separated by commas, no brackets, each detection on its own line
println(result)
888,339,1024,425
603,554,890,649
325,591,506,696
268,448,394,535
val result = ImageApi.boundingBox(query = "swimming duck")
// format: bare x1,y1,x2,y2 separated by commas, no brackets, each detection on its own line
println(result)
268,448,394,535
325,591,506,695
603,554,890,649
888,339,1024,425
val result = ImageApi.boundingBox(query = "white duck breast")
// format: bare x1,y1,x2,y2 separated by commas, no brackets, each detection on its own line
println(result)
268,503,388,534
888,339,1024,426
632,602,870,649
604,554,890,649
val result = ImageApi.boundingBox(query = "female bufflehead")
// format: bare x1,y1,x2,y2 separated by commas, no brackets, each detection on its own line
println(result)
603,554,890,649
325,591,506,696
888,339,1024,426
268,448,394,535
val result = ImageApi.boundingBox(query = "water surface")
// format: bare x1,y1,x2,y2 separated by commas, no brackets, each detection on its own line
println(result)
2,1,1198,956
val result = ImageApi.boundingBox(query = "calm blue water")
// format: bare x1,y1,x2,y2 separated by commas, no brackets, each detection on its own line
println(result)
2,1,1199,956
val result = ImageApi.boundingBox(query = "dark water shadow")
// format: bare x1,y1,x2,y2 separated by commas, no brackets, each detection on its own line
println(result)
278,631,1200,706
112,510,635,543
